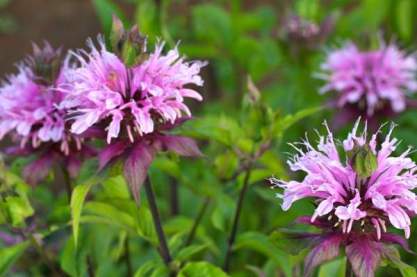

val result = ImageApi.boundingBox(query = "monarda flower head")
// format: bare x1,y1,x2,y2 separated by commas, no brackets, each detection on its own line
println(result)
0,42,94,185
270,119,417,276
63,18,205,201
318,42,417,126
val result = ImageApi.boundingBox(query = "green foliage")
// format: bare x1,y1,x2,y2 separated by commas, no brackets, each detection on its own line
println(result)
3,0,417,276
0,242,29,275
71,178,97,247
178,262,228,277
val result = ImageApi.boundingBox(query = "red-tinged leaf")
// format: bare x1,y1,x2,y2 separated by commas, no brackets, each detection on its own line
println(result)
123,142,155,203
381,233,414,254
66,156,81,179
160,135,203,157
4,146,31,156
23,153,54,185
98,140,128,171
304,233,343,276
346,237,383,277
296,216,332,229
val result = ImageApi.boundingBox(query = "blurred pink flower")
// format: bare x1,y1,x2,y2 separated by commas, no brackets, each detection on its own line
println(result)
319,42,417,116
63,37,206,144
0,43,93,185
0,43,80,154
270,119,417,276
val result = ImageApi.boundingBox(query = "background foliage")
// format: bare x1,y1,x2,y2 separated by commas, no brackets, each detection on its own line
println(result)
2,0,417,276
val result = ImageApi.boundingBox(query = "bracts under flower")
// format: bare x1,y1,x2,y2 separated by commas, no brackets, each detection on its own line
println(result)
270,119,417,276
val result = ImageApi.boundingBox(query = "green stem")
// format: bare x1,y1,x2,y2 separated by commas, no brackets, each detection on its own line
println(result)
223,166,252,272
184,197,210,246
144,176,172,265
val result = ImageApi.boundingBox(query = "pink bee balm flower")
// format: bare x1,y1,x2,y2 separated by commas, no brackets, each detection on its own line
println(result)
319,42,417,116
63,34,205,202
63,37,206,144
0,43,93,185
270,119,417,276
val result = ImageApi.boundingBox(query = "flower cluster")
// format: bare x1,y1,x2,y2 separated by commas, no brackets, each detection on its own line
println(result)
0,43,93,184
0,21,205,191
319,42,417,116
270,119,417,275
0,43,75,153
62,37,205,144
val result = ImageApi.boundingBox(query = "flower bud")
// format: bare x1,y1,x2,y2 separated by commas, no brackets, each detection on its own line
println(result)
348,145,378,179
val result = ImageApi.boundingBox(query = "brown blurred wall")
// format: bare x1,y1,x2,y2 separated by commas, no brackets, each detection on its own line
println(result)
0,0,101,76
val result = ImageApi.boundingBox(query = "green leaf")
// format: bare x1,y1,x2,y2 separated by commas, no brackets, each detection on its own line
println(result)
191,4,232,47
178,262,229,277
396,0,413,41
273,106,321,138
71,179,97,247
4,196,34,227
92,0,126,36
0,241,29,275
175,244,208,262
136,205,158,245
318,258,346,277
185,115,245,147
102,175,130,199
134,260,164,277
235,232,292,276
84,201,137,231
214,152,238,179
383,246,417,277
135,0,159,38
153,157,181,179
210,194,235,232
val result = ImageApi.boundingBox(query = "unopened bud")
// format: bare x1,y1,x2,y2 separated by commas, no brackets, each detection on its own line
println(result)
349,145,378,179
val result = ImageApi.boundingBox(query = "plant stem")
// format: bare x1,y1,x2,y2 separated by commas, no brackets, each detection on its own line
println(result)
169,178,179,216
223,166,252,272
345,260,354,277
185,197,210,246
124,237,133,277
144,176,172,265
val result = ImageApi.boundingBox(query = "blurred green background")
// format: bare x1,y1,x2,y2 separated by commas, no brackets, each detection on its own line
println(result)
2,0,417,276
